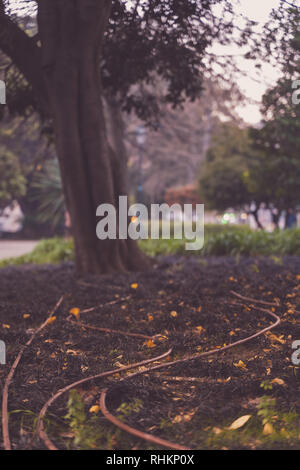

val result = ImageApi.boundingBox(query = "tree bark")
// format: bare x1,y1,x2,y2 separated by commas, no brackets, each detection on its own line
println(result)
36,0,150,274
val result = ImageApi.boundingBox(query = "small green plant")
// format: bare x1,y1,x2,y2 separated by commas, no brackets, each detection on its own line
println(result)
257,396,277,425
63,392,143,450
64,390,88,447
116,399,143,420
160,417,173,430
64,390,106,449
260,380,273,391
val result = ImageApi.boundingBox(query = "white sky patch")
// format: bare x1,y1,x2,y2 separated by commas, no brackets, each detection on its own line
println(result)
211,0,285,124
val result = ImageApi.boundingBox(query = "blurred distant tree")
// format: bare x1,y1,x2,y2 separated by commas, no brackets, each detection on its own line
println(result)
0,147,26,209
199,155,249,211
126,79,245,202
0,115,58,235
198,122,265,228
248,78,300,227
262,0,299,80
198,122,250,209
204,122,250,163
248,5,300,227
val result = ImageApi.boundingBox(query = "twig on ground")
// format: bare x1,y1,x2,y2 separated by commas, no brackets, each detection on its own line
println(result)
79,297,131,315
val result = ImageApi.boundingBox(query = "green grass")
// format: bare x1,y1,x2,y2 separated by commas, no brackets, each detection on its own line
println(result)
1,226,300,268
0,237,74,267
140,227,300,257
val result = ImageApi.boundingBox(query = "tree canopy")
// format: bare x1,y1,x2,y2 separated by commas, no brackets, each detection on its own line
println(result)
0,0,255,124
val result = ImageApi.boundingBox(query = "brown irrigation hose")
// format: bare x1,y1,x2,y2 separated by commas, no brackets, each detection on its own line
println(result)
2,295,65,451
231,290,280,307
231,290,300,315
39,300,280,450
67,317,153,340
99,390,190,451
99,304,280,449
36,348,173,450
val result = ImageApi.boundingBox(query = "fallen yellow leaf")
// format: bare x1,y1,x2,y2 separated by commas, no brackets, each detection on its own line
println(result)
46,316,56,325
23,314,30,319
170,311,178,318
234,360,247,369
2,324,10,329
66,349,80,356
172,415,183,423
195,326,204,334
114,361,126,368
228,415,252,430
263,423,274,435
183,412,195,422
271,378,285,386
157,334,168,342
213,427,222,435
131,283,138,289
69,308,80,319
146,339,156,348
266,332,286,344
89,405,100,414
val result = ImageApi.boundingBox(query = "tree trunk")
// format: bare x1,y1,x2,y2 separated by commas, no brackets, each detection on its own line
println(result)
270,209,281,229
37,0,150,274
250,208,264,230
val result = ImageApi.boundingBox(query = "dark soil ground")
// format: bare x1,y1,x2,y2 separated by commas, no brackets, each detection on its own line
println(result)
1,256,300,450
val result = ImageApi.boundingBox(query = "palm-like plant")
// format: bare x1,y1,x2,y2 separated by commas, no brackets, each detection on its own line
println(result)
31,158,65,230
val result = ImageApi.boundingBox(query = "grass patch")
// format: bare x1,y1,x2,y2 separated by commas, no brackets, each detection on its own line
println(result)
140,227,300,257
0,237,74,267
1,226,300,267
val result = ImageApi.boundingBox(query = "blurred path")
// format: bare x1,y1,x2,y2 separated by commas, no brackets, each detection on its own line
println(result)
0,241,38,260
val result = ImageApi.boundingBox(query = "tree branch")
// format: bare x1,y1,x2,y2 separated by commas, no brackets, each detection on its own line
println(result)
0,3,47,111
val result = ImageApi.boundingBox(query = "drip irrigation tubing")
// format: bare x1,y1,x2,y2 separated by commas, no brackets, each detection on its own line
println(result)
36,294,280,450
